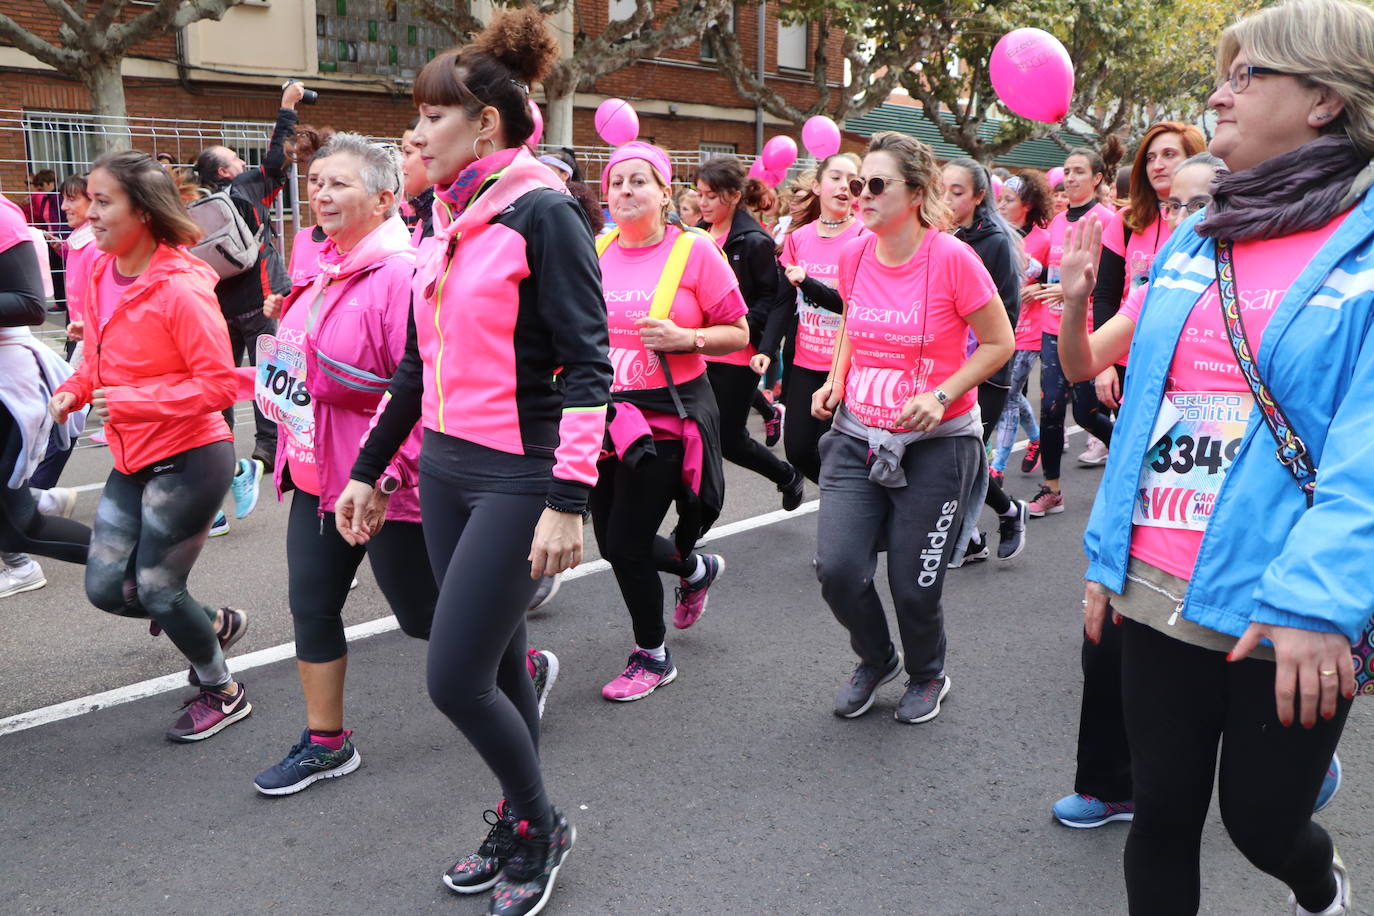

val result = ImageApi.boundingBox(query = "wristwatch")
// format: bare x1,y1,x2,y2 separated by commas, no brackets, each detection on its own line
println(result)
694,330,707,351
377,474,401,495
932,388,950,405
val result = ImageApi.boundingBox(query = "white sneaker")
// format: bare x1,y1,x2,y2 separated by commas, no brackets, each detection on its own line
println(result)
1077,437,1110,466
0,560,47,598
1290,850,1351,915
34,486,78,518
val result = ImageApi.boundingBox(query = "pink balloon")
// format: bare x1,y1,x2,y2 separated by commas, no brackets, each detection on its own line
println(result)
761,167,785,188
1047,166,1065,187
989,28,1074,123
526,100,543,148
747,158,769,181
760,135,798,172
595,98,639,147
802,115,841,160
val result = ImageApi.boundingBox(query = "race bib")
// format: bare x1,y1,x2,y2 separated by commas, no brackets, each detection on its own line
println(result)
1133,391,1253,532
255,333,314,450
795,297,842,362
845,361,933,429
608,345,662,392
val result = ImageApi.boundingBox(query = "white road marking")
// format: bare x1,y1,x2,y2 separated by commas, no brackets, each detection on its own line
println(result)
5,426,1086,736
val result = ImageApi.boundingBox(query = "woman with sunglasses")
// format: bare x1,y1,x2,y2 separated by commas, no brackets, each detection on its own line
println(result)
1087,122,1207,415
812,132,1014,724
1077,1,1373,909
1023,141,1122,518
696,157,805,511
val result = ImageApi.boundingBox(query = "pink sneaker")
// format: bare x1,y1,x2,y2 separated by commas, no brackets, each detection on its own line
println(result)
165,682,252,742
1026,485,1064,517
673,554,724,629
601,649,677,702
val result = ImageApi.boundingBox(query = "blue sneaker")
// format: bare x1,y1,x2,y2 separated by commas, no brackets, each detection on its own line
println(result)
254,729,361,796
231,458,264,519
1052,793,1135,828
1315,754,1341,813
209,510,230,537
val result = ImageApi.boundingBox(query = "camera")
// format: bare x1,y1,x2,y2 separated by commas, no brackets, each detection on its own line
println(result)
284,80,318,105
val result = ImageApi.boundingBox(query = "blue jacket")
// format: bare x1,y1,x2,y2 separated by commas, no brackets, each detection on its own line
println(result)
1083,188,1374,644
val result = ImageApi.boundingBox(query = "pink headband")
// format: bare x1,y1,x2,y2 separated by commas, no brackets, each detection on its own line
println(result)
601,141,672,197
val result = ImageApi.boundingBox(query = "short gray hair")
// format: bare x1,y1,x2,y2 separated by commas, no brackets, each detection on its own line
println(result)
315,132,403,217
1174,152,1228,177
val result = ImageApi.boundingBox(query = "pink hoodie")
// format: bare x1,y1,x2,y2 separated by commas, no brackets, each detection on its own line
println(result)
272,215,422,522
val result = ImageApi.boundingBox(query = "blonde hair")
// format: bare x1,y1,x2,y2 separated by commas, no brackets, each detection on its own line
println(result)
1218,0,1374,153
865,132,952,229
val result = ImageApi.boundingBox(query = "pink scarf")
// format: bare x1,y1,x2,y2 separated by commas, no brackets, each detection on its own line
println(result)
434,147,521,217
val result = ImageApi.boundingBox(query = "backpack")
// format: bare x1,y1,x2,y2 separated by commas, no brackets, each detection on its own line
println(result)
187,188,263,279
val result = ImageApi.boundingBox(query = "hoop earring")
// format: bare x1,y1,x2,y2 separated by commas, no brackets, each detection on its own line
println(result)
471,136,496,161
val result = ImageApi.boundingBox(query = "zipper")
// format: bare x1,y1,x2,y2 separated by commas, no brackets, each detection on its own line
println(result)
1167,600,1183,627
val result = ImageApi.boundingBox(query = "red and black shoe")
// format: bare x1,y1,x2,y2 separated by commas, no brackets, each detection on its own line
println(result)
488,807,576,916
444,801,518,895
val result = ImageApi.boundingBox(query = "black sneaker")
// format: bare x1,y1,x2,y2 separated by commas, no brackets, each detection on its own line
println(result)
833,649,902,718
489,807,576,916
997,500,1029,561
764,402,786,447
779,468,805,511
894,674,951,724
949,531,989,568
443,801,518,895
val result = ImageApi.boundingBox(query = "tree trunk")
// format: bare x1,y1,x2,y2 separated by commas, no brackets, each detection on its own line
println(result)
543,89,576,149
82,57,132,155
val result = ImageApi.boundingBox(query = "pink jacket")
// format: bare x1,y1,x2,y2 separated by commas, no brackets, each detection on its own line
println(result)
273,216,422,523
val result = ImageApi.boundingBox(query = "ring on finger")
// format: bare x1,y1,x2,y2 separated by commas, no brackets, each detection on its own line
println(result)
1320,669,1339,677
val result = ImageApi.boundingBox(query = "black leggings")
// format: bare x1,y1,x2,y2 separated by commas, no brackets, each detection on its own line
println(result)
419,470,550,827
286,490,436,663
707,362,794,487
87,440,235,687
0,405,89,564
1039,332,1114,481
589,441,697,650
784,364,832,484
1120,618,1348,915
976,382,1012,515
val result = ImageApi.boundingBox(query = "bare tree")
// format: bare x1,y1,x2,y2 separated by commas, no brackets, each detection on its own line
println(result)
0,0,245,152
408,0,734,146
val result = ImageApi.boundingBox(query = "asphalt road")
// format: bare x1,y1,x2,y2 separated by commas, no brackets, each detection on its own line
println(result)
1,411,1369,916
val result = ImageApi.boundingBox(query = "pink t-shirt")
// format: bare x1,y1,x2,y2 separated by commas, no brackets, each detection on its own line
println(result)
1013,225,1052,351
1117,281,1149,324
1130,216,1347,580
1103,210,1171,368
94,263,136,330
272,294,320,495
780,220,867,371
0,196,29,256
703,229,758,368
1043,202,1116,337
600,226,747,394
288,226,329,290
1023,224,1051,283
63,225,98,324
838,231,997,430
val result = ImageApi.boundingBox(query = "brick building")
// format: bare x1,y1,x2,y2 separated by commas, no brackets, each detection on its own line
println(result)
0,0,846,208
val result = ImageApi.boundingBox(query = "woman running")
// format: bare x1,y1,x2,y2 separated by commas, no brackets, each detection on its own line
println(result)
1023,142,1121,517
592,141,748,701
1080,2,1372,909
759,153,864,484
335,11,607,914
1088,122,1206,413
250,133,438,795
991,170,1054,482
813,132,1014,723
47,151,248,743
696,156,805,510
942,157,1028,562
59,174,95,362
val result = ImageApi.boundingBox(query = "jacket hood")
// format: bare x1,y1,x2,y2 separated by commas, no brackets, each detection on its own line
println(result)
956,215,1002,246
434,148,569,241
94,244,222,305
318,215,415,282
724,207,773,248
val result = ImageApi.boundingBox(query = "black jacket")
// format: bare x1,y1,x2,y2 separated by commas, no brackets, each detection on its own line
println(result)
954,216,1020,387
211,107,297,317
705,209,780,352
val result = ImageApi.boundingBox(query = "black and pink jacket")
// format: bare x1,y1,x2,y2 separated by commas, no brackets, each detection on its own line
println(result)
352,148,611,511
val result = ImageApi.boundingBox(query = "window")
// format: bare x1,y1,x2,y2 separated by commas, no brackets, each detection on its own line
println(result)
777,21,808,71
699,142,736,163
609,0,638,22
700,5,734,62
23,112,100,181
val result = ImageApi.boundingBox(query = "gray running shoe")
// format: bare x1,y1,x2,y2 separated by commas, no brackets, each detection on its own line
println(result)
894,674,951,724
834,649,902,718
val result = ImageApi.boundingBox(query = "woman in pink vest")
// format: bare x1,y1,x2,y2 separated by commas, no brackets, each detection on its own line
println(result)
593,142,748,702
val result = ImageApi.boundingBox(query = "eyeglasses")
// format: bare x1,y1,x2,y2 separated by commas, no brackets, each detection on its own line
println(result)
1215,65,1288,94
848,175,907,197
1160,198,1211,218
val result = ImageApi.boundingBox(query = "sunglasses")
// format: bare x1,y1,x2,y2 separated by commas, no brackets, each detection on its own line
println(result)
848,175,908,198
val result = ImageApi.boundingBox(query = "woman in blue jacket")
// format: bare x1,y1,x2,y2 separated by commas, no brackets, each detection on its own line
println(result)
1079,1,1374,912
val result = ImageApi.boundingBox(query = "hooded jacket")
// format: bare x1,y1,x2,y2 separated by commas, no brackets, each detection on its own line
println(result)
272,215,421,523
55,245,236,474
351,148,611,511
954,214,1021,388
710,208,781,351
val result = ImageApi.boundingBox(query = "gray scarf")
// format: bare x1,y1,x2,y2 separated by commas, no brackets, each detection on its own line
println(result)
1197,135,1374,242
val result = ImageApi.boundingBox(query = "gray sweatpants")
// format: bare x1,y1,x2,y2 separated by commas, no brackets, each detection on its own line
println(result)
815,430,980,681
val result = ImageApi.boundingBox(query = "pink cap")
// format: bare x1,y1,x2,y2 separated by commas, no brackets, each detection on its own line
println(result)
601,141,672,197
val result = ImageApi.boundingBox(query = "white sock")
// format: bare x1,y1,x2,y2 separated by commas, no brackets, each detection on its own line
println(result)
636,644,667,662
1299,869,1345,916
686,554,707,585
999,500,1022,518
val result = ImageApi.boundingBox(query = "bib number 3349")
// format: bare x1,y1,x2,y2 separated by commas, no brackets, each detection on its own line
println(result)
1133,391,1252,532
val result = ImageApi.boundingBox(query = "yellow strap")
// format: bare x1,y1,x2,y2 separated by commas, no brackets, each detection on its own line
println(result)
597,226,722,321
